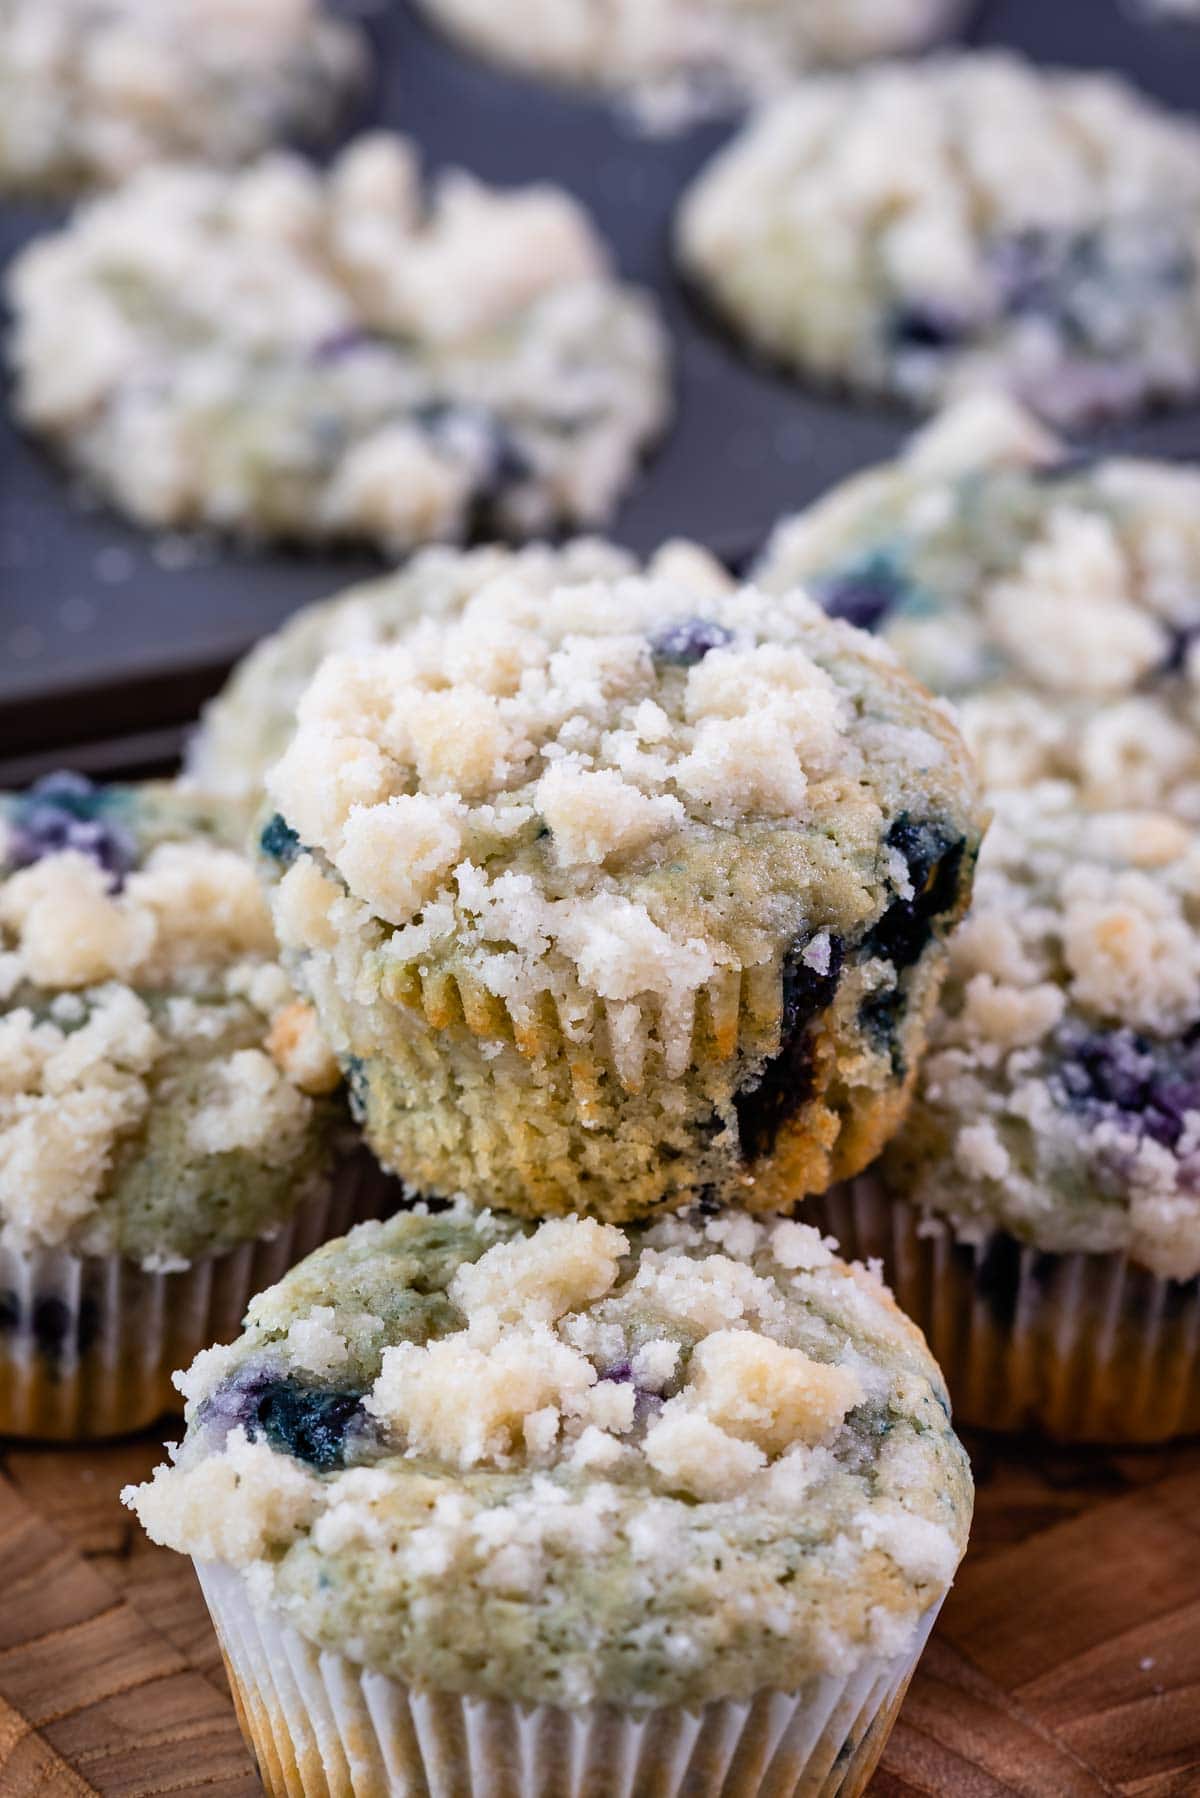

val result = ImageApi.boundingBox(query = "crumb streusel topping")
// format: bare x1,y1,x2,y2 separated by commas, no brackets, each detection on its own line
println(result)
885,783,1200,1279
126,1207,972,1707
188,538,731,804
8,134,669,549
0,0,364,195
0,777,342,1265
758,394,1200,818
678,54,1200,425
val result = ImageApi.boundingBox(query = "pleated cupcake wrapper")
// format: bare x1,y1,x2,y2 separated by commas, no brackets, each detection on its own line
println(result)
383,958,776,1100
197,1561,938,1798
0,1148,396,1440
809,1179,1200,1444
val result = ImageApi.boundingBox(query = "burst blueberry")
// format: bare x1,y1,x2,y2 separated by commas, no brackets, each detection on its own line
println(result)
414,401,534,530
814,555,910,634
650,618,734,667
598,1358,664,1426
888,301,969,353
735,933,845,1162
260,812,301,866
6,772,137,886
1055,1023,1200,1152
864,816,966,974
204,1367,366,1471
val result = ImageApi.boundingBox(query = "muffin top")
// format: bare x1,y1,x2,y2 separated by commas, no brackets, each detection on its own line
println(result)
677,53,1200,424
0,775,344,1265
189,539,731,804
415,0,961,127
0,0,364,194
885,783,1200,1279
8,134,668,549
265,566,980,1081
758,394,1200,817
126,1206,972,1707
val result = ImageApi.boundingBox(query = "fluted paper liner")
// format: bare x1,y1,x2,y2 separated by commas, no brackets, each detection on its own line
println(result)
809,1179,1200,1444
0,1148,396,1439
197,1562,939,1798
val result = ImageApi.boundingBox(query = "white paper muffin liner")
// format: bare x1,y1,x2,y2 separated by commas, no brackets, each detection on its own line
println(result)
0,1148,397,1440
808,1178,1200,1443
196,1561,939,1798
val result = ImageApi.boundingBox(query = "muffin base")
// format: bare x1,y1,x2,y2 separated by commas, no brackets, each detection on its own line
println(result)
198,1561,939,1798
808,1180,1200,1444
0,1149,397,1440
346,911,958,1223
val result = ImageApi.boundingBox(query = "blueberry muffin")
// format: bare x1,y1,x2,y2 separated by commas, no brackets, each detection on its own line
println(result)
261,565,984,1220
415,0,964,129
188,538,731,805
127,1206,972,1796
8,135,669,550
758,393,1200,818
677,54,1200,425
813,783,1200,1442
0,0,365,196
0,773,389,1438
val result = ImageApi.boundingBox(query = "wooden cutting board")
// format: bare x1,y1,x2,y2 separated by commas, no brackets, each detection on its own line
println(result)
0,1428,1196,1795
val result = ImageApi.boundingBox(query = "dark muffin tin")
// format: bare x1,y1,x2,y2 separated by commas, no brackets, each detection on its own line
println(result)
3,0,1200,779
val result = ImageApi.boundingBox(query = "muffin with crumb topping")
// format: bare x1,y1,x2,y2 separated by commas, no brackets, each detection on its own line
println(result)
415,0,964,130
8,134,669,552
757,393,1200,819
260,563,985,1221
188,537,732,806
126,1205,972,1796
677,55,1200,426
0,773,392,1438
0,0,365,196
816,783,1200,1442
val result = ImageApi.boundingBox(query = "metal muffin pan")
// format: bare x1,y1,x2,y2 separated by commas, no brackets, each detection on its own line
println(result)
3,0,1200,777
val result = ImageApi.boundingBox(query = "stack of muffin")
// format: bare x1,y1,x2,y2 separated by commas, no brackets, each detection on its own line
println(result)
112,536,980,1795
4,3,1200,1794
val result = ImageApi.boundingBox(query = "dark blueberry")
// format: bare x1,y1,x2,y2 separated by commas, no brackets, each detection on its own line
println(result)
1054,1022,1200,1153
989,222,1196,348
311,326,380,364
1160,621,1200,677
857,986,908,1076
413,402,534,530
259,812,301,866
597,1357,667,1425
649,618,735,668
814,555,909,635
988,228,1062,314
735,933,845,1164
205,1367,365,1471
888,302,970,353
21,772,97,817
7,772,137,887
254,1381,365,1472
778,932,846,1041
863,816,966,974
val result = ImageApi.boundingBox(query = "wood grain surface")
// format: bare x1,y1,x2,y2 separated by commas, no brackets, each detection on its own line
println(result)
0,1429,1196,1795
